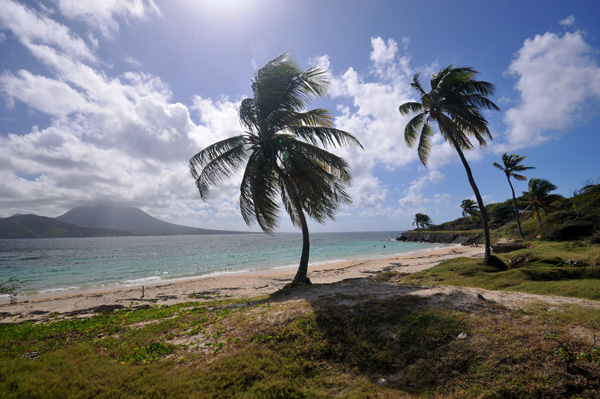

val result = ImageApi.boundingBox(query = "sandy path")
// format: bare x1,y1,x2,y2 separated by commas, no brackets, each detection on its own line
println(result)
1,244,598,323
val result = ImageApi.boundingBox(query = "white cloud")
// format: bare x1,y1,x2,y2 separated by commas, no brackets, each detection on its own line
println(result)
400,36,410,50
370,37,398,66
0,0,97,62
350,174,388,210
124,55,143,68
501,31,600,150
559,15,575,27
55,0,162,38
0,70,95,116
398,169,446,209
0,0,246,228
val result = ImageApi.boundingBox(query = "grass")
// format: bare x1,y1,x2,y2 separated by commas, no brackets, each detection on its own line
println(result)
401,241,600,301
1,287,600,398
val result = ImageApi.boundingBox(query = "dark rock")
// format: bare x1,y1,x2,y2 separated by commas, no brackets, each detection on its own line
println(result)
397,231,481,246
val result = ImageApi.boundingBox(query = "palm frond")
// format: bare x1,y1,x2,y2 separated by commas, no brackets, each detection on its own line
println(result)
398,101,423,116
410,73,426,95
492,161,504,172
239,150,280,232
267,108,334,132
416,123,433,166
288,126,363,150
239,98,260,132
403,112,426,147
436,113,474,150
189,136,248,199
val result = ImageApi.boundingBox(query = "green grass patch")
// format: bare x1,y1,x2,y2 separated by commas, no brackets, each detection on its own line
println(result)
403,253,600,300
1,287,599,397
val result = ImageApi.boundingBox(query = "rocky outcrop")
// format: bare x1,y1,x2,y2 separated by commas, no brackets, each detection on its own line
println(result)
396,231,481,246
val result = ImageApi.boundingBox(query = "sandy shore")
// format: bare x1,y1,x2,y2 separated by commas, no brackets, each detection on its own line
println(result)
0,245,483,323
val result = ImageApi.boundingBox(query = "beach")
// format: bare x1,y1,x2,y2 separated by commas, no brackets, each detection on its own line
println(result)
1,245,483,323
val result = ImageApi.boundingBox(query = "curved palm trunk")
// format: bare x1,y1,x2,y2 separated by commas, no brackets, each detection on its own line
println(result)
448,138,491,265
506,176,525,238
274,165,311,283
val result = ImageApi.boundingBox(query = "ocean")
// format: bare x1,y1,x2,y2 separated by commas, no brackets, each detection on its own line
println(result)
0,232,449,297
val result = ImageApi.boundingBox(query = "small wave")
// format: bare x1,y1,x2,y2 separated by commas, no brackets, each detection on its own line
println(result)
198,269,251,279
120,276,163,286
270,263,299,271
39,286,81,294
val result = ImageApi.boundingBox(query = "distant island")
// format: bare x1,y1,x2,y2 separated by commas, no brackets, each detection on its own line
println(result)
0,204,248,239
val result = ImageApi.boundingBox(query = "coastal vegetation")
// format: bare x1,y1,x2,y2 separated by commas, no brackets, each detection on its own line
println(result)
520,178,563,225
401,240,600,300
399,65,500,266
493,153,535,237
189,53,362,283
1,278,599,398
460,198,480,221
410,178,600,242
411,213,432,229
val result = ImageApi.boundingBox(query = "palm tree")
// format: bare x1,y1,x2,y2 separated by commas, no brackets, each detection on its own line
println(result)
520,178,562,225
412,213,433,229
189,53,363,283
493,153,535,238
460,199,480,221
399,65,500,265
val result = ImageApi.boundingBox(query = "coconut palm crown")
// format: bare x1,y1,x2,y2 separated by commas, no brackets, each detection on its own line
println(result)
461,199,480,220
412,213,433,229
493,153,535,237
189,53,363,283
399,65,500,265
520,178,562,225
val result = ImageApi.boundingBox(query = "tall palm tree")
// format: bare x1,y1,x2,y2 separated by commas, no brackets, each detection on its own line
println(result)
412,213,433,229
493,153,535,238
520,178,562,225
460,199,480,221
399,65,500,265
189,53,363,283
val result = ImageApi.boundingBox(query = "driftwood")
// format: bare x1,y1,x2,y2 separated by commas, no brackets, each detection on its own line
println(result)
508,253,531,269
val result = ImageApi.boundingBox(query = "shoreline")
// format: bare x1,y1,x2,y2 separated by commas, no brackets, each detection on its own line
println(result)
0,245,483,323
2,242,456,301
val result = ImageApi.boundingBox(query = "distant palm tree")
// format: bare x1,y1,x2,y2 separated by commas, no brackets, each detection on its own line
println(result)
412,213,433,229
460,199,480,221
520,178,562,225
399,65,499,265
493,153,535,238
189,53,363,283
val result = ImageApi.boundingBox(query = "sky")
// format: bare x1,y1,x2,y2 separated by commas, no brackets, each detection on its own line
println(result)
1,0,600,233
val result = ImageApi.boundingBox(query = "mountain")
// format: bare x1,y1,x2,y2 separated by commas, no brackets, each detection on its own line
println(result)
0,214,128,239
55,204,243,236
0,204,248,239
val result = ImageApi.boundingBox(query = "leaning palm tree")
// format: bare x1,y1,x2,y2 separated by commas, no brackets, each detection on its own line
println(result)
493,153,535,238
189,53,363,283
399,65,500,265
460,199,480,221
412,213,433,229
520,178,562,225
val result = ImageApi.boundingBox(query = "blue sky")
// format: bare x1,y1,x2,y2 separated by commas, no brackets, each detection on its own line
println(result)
1,0,599,233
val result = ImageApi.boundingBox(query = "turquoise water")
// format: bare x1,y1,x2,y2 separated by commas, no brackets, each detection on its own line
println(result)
0,232,449,296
